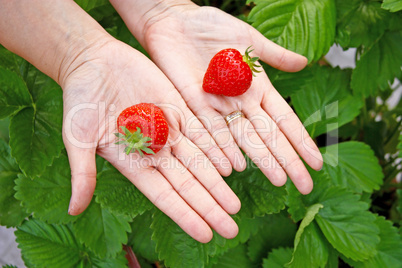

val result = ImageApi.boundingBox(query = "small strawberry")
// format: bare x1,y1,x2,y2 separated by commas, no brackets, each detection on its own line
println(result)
115,103,169,156
202,46,261,97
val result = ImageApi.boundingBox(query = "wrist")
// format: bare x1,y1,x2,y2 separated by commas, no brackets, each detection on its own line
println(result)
109,0,196,47
57,31,114,88
0,0,113,86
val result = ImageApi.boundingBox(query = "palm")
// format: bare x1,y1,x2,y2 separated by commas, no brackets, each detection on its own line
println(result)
62,41,181,150
62,40,239,243
145,7,256,99
141,5,323,194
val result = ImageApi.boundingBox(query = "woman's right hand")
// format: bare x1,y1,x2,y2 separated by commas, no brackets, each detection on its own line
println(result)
0,0,240,243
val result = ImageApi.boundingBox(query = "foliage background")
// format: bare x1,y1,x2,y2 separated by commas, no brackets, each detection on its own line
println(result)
0,0,401,267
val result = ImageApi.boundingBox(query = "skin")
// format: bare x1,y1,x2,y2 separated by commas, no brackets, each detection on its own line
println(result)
0,0,324,244
110,0,324,194
0,0,240,243
63,41,240,242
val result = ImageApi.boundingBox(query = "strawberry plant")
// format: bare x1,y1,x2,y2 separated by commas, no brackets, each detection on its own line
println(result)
1,0,402,267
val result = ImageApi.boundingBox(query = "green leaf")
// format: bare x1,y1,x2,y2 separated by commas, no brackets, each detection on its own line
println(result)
127,211,158,262
95,164,154,217
382,0,402,12
288,222,330,268
74,0,109,11
0,139,29,227
345,216,402,268
210,243,254,268
0,45,24,73
106,17,149,57
320,141,384,193
326,247,340,268
15,218,127,267
351,31,402,97
291,65,363,138
286,204,329,267
315,192,380,261
362,120,387,159
87,4,117,24
14,152,76,224
0,118,10,142
136,257,155,268
73,201,132,258
208,214,266,262
336,120,360,140
9,73,63,177
95,154,107,173
263,247,293,268
247,212,297,264
248,0,336,62
264,64,313,98
0,66,32,119
151,208,226,268
287,172,380,261
129,156,270,265
335,0,389,48
225,156,287,218
200,214,266,267
16,218,91,267
291,204,323,256
91,251,128,268
286,171,327,222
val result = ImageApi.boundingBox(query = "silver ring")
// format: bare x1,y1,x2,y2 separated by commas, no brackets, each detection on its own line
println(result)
224,110,244,125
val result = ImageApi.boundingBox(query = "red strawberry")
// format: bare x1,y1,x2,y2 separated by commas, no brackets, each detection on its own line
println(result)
202,47,261,97
115,103,169,156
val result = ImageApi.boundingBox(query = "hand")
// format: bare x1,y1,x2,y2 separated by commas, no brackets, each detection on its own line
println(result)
61,38,240,243
113,1,324,194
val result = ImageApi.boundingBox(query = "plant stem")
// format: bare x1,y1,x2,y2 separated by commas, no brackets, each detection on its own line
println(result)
384,119,402,146
123,245,141,268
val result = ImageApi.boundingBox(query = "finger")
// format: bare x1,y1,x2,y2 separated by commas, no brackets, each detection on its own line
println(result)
196,107,247,173
244,106,313,194
156,148,239,239
161,102,235,177
260,84,323,172
227,116,288,187
65,146,97,215
171,134,241,215
125,166,213,243
251,29,308,72
108,150,233,243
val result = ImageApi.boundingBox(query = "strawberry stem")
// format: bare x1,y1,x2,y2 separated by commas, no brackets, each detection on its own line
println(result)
114,126,154,156
243,46,261,76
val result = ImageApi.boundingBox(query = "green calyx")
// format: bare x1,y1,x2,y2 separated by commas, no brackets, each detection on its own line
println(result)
114,126,155,156
243,46,262,77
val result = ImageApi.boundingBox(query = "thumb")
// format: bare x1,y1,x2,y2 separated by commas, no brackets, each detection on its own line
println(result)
66,146,97,216
251,29,308,72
